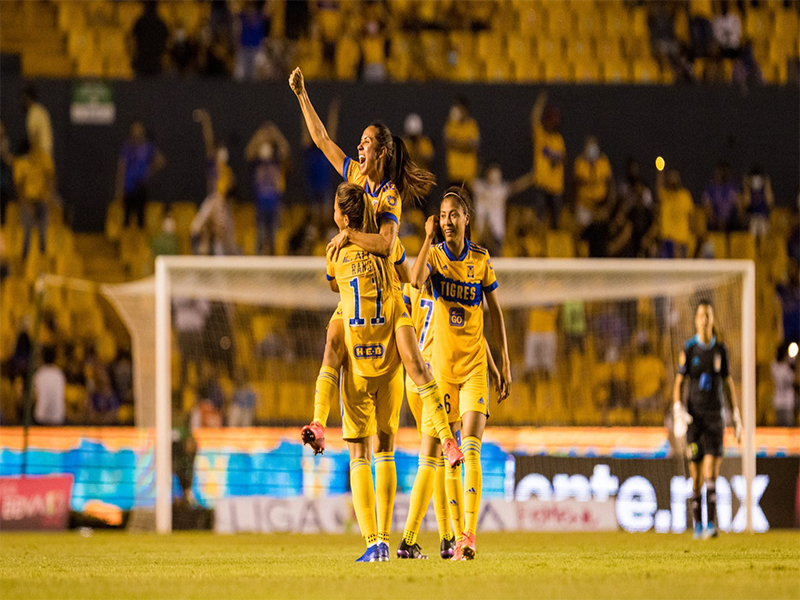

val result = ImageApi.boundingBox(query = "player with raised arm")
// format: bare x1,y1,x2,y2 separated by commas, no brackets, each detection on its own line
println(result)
288,68,463,479
673,300,742,540
407,188,512,560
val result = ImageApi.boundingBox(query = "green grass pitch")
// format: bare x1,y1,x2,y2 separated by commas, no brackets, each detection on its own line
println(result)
1,531,798,600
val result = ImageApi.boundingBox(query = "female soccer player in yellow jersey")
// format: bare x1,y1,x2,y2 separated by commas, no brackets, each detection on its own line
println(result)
288,68,463,468
399,280,502,560
409,187,512,561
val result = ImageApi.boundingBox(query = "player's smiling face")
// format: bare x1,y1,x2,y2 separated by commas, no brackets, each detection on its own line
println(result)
695,304,714,340
357,126,384,179
439,196,468,245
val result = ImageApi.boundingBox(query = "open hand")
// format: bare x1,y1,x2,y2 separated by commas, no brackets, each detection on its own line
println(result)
326,229,350,262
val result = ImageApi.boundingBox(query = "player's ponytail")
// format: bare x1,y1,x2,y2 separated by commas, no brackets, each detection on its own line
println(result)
370,121,435,206
441,185,474,241
336,182,391,292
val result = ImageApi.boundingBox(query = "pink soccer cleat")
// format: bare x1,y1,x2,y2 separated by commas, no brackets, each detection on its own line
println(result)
301,421,325,455
442,437,465,467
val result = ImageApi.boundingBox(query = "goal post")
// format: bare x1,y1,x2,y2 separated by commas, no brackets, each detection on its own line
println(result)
147,256,755,535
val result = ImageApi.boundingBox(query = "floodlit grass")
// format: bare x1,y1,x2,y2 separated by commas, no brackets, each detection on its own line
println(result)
1,531,798,600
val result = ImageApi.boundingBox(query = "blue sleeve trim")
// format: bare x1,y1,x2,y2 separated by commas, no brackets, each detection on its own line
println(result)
484,281,498,293
342,157,351,180
326,273,335,281
394,249,406,265
377,211,399,225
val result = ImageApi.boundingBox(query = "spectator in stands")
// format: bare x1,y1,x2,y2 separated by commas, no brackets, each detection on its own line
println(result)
131,2,169,76
199,14,235,77
198,363,225,414
524,305,559,383
13,138,54,260
531,91,566,228
631,341,666,420
656,168,694,258
743,164,773,237
150,214,179,257
234,1,271,81
402,113,435,211
615,159,657,258
572,136,615,257
109,346,134,406
563,300,587,355
361,4,387,82
115,121,165,229
174,294,211,393
772,345,797,426
303,98,339,235
9,317,32,381
472,163,535,255
712,1,742,59
444,96,480,190
33,346,65,426
193,109,234,200
732,41,764,90
702,161,741,232
169,20,199,76
87,365,120,426
648,1,679,64
63,343,87,387
21,85,52,159
228,367,256,427
688,0,714,59
0,120,16,225
777,262,800,346
245,121,290,255
191,189,238,256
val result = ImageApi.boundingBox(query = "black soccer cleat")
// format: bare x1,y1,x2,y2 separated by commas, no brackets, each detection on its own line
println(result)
396,540,429,559
440,536,456,559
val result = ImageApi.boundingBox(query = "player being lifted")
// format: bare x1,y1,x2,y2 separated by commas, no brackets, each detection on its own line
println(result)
673,300,742,540
407,188,511,560
288,68,464,473
398,265,503,560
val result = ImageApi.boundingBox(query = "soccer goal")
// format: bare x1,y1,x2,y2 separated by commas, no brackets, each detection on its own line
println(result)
100,256,757,534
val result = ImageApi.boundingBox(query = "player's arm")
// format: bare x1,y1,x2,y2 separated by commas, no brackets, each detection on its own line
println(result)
149,149,166,179
193,109,215,159
410,216,436,289
485,288,511,400
395,256,411,284
341,220,397,257
486,340,504,402
507,170,535,197
531,90,547,130
289,67,346,173
672,372,685,408
326,251,339,292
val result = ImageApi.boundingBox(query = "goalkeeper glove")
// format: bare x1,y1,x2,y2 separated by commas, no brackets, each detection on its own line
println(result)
732,407,742,443
673,401,692,438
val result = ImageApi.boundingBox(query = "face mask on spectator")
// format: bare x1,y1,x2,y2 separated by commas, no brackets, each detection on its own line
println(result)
259,144,273,160
586,143,600,162
751,175,763,191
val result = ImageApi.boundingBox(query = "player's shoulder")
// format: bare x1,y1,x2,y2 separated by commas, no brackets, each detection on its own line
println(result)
468,241,488,256
684,335,699,349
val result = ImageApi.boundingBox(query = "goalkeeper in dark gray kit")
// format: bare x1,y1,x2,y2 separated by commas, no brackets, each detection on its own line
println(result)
672,299,742,540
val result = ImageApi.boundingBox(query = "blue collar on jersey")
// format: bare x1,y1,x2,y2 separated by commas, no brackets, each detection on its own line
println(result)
443,238,469,261
365,178,390,198
693,334,716,349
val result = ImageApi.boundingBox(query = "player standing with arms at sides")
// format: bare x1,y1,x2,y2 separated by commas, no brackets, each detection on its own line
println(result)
288,67,463,470
399,276,503,559
408,188,511,560
673,300,742,539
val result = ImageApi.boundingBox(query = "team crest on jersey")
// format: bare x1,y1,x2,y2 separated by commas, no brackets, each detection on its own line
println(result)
386,194,397,207
467,264,475,279
714,352,721,372
692,356,700,366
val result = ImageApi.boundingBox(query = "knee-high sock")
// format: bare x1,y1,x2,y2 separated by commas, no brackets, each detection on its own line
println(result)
445,461,464,537
706,479,717,525
374,451,396,544
313,366,338,427
692,490,702,526
433,456,453,541
418,380,454,444
462,436,482,536
402,455,438,545
350,458,377,547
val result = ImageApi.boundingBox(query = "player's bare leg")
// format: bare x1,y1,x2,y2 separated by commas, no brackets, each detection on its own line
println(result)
396,325,463,467
302,319,346,454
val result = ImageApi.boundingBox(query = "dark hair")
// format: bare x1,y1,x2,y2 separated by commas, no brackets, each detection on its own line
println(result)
776,344,788,362
695,299,719,338
336,182,391,291
16,138,31,155
42,345,57,365
454,95,469,111
440,186,473,241
22,84,37,102
368,121,435,206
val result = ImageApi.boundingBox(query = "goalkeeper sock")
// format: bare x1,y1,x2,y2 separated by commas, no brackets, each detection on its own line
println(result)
418,380,453,444
374,451,396,544
402,454,437,546
445,460,464,537
691,490,702,527
463,436,482,536
433,456,453,541
349,458,378,547
706,480,717,525
312,366,338,427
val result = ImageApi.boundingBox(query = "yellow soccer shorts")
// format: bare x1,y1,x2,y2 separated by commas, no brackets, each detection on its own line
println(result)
421,366,488,438
341,364,404,440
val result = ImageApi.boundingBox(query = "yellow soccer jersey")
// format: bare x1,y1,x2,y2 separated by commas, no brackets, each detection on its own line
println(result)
342,156,402,228
425,240,498,383
327,242,407,378
402,283,435,363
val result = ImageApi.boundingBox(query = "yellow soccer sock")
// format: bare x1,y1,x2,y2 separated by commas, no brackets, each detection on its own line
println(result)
445,461,464,537
463,436,482,536
402,454,438,545
374,451,396,544
433,456,453,541
349,458,378,547
418,380,453,443
312,366,338,427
